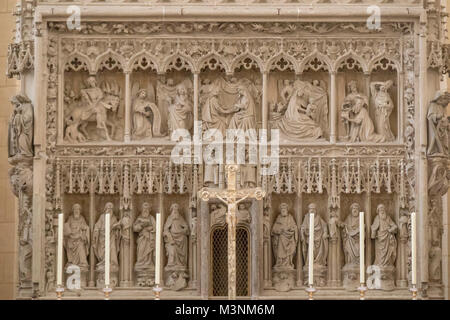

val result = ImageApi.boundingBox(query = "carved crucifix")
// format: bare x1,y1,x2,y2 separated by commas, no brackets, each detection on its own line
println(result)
199,164,265,300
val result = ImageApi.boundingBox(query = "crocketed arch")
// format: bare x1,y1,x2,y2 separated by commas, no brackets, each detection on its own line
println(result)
161,54,194,73
197,53,228,73
128,51,158,72
299,52,332,73
334,52,368,73
230,53,264,73
267,54,299,73
369,55,400,73
64,53,93,73
94,50,125,72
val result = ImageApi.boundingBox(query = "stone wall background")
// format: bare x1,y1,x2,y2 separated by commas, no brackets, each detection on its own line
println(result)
0,1,448,299
0,0,19,300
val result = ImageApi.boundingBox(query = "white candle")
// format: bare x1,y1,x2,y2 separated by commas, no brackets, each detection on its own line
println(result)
359,211,365,284
105,212,111,287
57,213,64,287
308,213,314,286
411,212,417,285
155,213,162,285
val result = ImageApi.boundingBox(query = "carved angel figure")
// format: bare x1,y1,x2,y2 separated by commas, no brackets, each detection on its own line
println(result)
370,80,396,141
131,82,163,140
427,91,450,156
271,203,298,269
64,204,90,271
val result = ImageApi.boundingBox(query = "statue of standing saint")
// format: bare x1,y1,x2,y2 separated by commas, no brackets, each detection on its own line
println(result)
64,204,90,271
271,203,298,269
133,202,156,286
168,83,193,136
8,94,34,159
370,80,396,141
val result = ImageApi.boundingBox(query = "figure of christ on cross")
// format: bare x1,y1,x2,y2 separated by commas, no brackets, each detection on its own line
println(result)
199,164,265,300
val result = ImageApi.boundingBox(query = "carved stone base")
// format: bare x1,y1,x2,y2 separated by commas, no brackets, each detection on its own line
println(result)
164,266,188,291
135,266,155,287
303,265,327,287
374,265,395,291
342,264,360,291
272,267,296,292
427,282,444,298
95,268,119,288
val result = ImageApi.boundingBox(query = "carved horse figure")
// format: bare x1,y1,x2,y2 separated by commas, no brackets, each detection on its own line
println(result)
66,81,121,141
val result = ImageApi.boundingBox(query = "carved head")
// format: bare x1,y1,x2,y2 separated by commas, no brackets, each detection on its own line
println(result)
238,203,246,211
104,202,114,214
170,203,180,215
138,89,147,99
377,204,387,219
347,80,357,93
350,203,360,217
72,203,82,219
308,203,317,215
86,76,97,88
279,203,289,216
380,80,393,92
142,202,151,216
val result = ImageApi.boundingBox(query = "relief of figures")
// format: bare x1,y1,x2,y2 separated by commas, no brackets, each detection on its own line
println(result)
427,91,450,156
272,80,328,142
64,76,121,142
164,80,194,136
164,203,189,290
133,202,156,286
300,203,329,286
370,80,396,142
371,203,397,290
93,202,120,287
131,83,163,140
200,77,260,136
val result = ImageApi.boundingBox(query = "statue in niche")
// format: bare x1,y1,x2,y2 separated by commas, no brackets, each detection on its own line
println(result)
341,95,386,143
341,203,361,267
201,81,233,136
118,209,132,285
18,197,32,287
211,203,227,225
204,149,219,187
64,204,90,271
371,204,397,268
93,202,120,286
8,94,34,159
65,76,121,141
370,80,396,141
428,161,449,197
241,151,257,188
164,204,189,269
133,202,156,286
228,85,257,132
271,203,298,269
341,81,368,140
301,203,329,286
273,80,328,142
237,203,251,224
271,203,298,292
427,91,450,156
131,83,163,140
167,80,194,136
428,199,443,282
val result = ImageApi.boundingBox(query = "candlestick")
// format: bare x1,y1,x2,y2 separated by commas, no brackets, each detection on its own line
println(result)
155,213,161,285
359,211,365,284
306,285,316,300
411,212,417,286
105,212,111,287
308,213,314,286
57,213,64,287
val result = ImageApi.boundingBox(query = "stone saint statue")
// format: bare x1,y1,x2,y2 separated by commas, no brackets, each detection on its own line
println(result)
132,89,162,140
133,202,156,271
8,94,34,158
64,203,90,271
371,204,397,267
168,83,193,136
342,203,361,267
370,80,396,141
427,91,450,156
164,204,189,268
93,202,120,271
271,203,298,269
301,203,329,267
237,203,251,224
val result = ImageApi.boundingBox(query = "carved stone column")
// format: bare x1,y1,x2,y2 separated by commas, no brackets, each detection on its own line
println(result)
329,71,337,143
200,200,210,299
88,167,96,287
124,71,132,142
262,72,268,130
193,73,199,124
